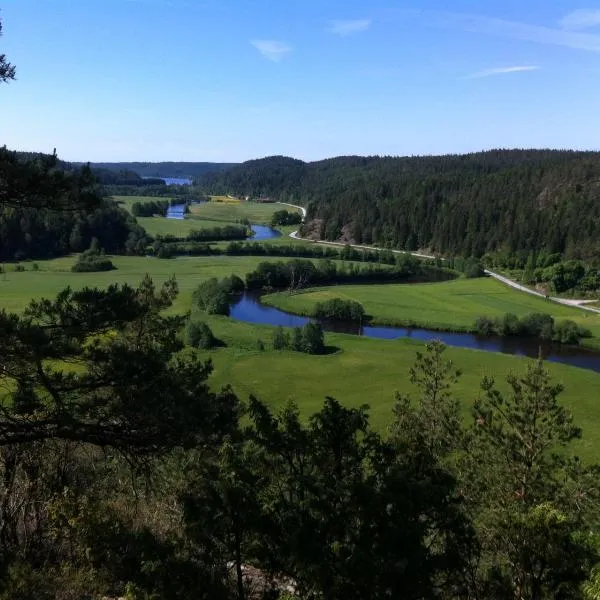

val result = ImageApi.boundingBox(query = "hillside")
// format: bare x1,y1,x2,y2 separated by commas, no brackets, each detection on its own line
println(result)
197,150,600,259
82,161,236,179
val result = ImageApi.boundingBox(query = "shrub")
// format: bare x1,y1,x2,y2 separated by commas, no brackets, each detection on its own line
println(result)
520,313,554,340
314,298,365,322
71,246,116,273
500,313,521,336
553,320,591,345
14,264,25,272
474,316,497,337
192,278,230,315
273,326,289,350
71,256,115,272
301,322,325,355
185,320,217,349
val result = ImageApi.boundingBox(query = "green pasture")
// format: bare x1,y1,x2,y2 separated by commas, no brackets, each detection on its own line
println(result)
189,200,297,224
3,255,600,461
202,315,600,462
262,277,600,348
0,255,279,314
0,255,360,315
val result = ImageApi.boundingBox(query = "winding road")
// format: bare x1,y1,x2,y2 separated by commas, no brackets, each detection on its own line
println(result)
283,202,600,316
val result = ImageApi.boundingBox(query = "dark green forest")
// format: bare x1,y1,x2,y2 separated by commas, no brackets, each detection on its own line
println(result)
198,152,600,259
82,161,236,179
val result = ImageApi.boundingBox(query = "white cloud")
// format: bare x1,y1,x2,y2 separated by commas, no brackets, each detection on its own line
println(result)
329,19,371,36
466,65,540,79
250,39,292,62
430,11,600,53
560,9,600,30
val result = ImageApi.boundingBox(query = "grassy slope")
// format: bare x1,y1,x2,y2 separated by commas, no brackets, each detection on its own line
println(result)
262,278,600,348
3,255,600,461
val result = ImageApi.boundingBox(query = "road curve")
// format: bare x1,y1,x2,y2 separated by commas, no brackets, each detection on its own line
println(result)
283,207,600,316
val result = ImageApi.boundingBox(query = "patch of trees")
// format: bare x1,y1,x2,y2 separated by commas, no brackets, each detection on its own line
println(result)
198,150,600,260
131,199,170,217
474,312,592,344
314,297,366,322
272,322,326,354
0,149,149,260
483,252,600,294
185,318,219,349
71,242,116,272
245,257,454,291
270,208,302,226
192,275,245,316
187,225,248,242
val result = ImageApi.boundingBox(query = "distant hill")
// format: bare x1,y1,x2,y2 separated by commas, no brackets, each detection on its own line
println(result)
79,162,237,179
196,150,600,259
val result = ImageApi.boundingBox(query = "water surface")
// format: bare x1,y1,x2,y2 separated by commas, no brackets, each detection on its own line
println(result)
230,292,600,373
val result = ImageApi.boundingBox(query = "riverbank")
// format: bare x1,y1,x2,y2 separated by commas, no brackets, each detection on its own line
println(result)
260,278,600,352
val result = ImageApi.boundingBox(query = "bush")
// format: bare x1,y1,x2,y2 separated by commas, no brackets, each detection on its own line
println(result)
273,326,289,350
474,316,497,337
301,322,325,355
185,320,217,349
71,246,116,273
71,257,115,272
220,274,245,294
13,264,25,272
520,313,554,340
500,313,521,336
553,320,591,345
192,278,230,315
314,298,365,322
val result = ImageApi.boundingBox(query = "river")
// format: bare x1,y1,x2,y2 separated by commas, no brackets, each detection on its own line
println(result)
166,203,281,240
230,292,600,373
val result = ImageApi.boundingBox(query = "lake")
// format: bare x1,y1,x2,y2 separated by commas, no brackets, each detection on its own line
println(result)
229,292,600,373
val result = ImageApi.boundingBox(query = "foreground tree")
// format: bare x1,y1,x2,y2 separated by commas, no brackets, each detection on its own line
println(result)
241,397,473,599
390,340,463,462
463,359,599,599
0,17,15,83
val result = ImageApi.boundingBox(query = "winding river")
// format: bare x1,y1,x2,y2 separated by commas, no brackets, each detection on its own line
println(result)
230,292,600,373
166,203,281,240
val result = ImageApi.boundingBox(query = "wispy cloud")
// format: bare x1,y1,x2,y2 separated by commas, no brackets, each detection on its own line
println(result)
465,65,540,79
430,11,600,53
560,9,600,30
329,19,371,36
250,39,292,62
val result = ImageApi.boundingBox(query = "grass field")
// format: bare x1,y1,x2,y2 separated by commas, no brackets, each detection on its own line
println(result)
262,277,600,348
112,196,302,238
0,255,285,314
189,201,295,224
203,315,600,462
4,255,600,460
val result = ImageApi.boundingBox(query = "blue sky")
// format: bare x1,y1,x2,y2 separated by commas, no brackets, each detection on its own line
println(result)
1,0,599,161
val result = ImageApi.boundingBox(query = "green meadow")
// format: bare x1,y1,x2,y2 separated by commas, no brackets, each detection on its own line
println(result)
262,277,600,349
112,195,302,238
3,254,600,460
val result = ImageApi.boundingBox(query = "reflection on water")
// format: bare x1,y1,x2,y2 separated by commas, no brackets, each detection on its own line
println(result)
230,292,600,373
